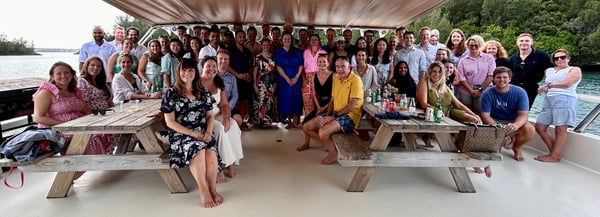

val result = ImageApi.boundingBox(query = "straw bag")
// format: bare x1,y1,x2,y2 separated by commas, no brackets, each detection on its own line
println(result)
456,123,505,153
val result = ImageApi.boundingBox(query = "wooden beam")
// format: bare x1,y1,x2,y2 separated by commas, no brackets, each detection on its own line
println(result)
338,152,499,167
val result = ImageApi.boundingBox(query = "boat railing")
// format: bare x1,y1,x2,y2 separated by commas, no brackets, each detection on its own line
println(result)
574,93,600,133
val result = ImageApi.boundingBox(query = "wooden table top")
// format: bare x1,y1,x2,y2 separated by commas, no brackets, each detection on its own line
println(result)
362,103,467,133
52,99,162,134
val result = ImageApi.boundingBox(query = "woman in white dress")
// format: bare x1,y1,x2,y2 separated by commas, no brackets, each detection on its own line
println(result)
199,56,243,182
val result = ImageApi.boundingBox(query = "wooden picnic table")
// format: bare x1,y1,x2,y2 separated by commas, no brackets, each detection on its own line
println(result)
22,99,187,198
339,103,499,193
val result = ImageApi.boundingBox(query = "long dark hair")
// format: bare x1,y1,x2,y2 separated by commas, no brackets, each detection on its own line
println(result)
48,61,78,93
282,31,298,55
173,58,204,98
146,39,163,65
371,38,391,65
80,56,112,100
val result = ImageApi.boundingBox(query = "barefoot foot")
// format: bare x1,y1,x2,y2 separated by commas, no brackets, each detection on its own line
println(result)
225,166,237,178
534,155,561,162
199,192,216,208
217,172,228,184
484,165,492,178
320,153,337,165
296,144,310,152
513,149,524,161
473,167,484,174
211,192,224,205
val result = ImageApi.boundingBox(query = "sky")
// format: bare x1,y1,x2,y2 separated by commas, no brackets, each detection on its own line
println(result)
0,0,127,49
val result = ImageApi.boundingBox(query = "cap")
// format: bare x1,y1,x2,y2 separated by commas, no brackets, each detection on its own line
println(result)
335,36,345,42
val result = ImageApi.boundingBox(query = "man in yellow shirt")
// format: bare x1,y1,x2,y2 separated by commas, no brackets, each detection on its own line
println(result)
302,56,363,165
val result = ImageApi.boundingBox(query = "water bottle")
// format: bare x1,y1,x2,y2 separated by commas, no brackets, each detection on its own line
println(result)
434,98,443,123
408,97,416,113
376,89,382,102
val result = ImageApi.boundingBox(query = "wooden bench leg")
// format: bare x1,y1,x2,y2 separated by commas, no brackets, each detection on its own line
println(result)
347,166,375,192
136,127,188,193
434,133,476,193
47,134,90,198
402,132,418,151
114,134,133,154
448,167,476,193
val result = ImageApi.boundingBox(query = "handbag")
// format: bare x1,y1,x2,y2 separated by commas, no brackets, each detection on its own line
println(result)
456,123,505,153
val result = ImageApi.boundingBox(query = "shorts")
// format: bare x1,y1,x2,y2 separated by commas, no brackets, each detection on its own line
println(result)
334,112,356,133
536,95,577,127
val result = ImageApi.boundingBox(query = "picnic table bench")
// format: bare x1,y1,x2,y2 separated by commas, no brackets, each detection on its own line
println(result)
332,103,502,193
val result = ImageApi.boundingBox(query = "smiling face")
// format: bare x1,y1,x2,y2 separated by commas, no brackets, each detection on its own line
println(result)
309,35,320,47
467,39,480,53
517,35,532,51
397,62,408,76
356,50,367,64
485,44,498,57
444,62,455,76
357,39,367,49
451,32,463,46
317,56,329,71
436,49,448,61
261,40,271,53
86,58,103,77
429,65,443,83
179,66,197,84
282,34,292,47
376,39,387,53
217,52,230,71
119,54,133,70
493,70,512,90
552,51,570,68
51,65,74,87
335,58,351,78
202,59,218,76
149,41,161,54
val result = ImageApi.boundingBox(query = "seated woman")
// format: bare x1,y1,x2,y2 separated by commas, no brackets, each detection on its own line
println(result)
416,61,480,147
388,60,416,98
112,52,161,103
298,54,333,151
416,61,488,176
199,57,243,182
32,61,107,180
78,56,118,154
160,57,223,208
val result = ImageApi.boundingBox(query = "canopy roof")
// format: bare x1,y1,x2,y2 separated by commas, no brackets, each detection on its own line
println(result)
103,0,448,29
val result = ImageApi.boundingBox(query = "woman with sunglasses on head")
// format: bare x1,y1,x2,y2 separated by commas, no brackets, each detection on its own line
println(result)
534,49,582,163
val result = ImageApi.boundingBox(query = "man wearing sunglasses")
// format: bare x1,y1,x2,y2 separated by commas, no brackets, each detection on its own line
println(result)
508,33,554,109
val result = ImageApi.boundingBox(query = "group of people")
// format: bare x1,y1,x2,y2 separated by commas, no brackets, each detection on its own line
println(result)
33,23,582,208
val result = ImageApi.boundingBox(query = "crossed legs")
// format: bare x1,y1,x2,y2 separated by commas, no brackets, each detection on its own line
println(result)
299,116,341,165
189,149,222,208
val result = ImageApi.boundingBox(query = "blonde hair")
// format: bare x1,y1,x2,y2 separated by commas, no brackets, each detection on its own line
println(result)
427,61,449,94
481,40,508,59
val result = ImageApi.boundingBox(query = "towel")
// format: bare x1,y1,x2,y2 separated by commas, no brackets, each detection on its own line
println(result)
374,111,410,120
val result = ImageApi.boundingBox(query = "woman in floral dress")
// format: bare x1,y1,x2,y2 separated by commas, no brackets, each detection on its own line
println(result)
160,57,223,208
252,39,278,128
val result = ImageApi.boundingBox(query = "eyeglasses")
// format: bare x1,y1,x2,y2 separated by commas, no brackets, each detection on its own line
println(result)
92,108,114,116
468,44,479,48
520,61,525,69
553,55,568,61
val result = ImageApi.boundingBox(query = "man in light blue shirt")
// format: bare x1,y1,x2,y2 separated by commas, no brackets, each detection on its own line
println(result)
216,49,243,127
415,27,438,65
394,31,428,84
78,25,116,78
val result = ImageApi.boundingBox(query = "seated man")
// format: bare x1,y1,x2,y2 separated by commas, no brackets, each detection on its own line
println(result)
480,66,535,161
302,57,364,165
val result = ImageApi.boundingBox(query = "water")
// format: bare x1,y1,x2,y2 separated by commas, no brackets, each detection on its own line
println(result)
1,52,599,135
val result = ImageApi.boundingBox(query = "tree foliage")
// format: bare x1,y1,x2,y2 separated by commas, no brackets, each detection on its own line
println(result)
407,0,599,64
0,32,37,55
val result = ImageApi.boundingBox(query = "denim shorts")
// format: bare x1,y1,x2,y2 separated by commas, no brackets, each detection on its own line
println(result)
334,113,356,133
536,95,577,127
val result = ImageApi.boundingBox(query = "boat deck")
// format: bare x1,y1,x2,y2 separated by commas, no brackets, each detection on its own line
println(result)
1,126,599,217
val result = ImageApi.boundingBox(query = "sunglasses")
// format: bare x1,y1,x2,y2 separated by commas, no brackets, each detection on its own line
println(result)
553,55,568,61
92,108,114,116
519,61,525,69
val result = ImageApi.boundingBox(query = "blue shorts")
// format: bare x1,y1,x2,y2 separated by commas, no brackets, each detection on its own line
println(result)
334,112,356,133
536,95,577,127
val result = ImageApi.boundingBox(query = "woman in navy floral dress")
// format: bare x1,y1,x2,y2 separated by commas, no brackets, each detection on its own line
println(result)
160,57,223,208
